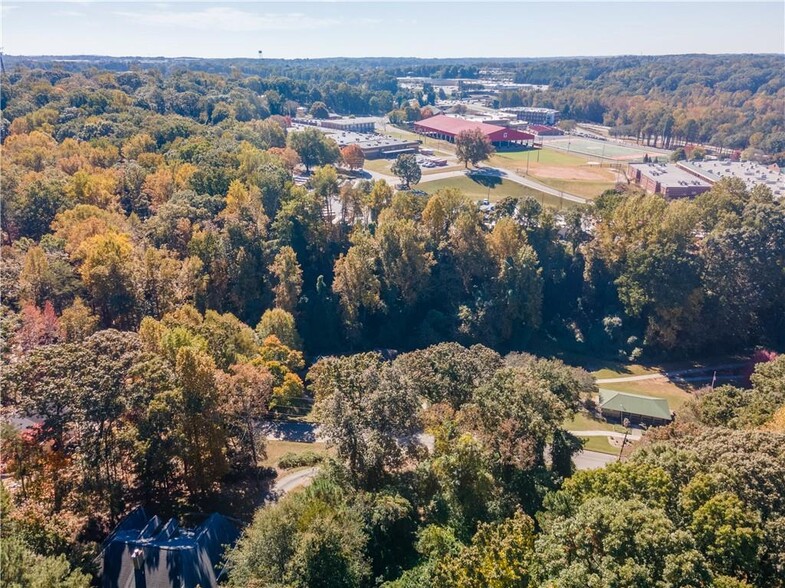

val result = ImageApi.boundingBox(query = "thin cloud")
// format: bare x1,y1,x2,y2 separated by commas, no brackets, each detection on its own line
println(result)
115,6,344,32
54,10,87,17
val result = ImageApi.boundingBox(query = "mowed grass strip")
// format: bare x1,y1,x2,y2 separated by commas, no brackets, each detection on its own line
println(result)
532,177,616,200
564,412,627,433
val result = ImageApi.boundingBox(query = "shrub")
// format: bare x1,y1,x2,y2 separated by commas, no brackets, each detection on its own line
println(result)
277,451,324,470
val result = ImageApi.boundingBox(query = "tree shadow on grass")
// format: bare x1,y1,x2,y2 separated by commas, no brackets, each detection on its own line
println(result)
468,174,502,189
201,467,277,521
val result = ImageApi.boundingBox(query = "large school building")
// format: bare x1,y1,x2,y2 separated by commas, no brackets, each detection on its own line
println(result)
413,114,534,148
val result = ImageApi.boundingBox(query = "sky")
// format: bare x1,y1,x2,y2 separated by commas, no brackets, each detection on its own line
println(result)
2,1,783,59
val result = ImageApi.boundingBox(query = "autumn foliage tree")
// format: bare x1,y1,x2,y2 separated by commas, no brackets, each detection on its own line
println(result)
455,128,495,169
341,144,365,170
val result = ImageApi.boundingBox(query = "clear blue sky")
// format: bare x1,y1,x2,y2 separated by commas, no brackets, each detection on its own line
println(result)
2,1,783,59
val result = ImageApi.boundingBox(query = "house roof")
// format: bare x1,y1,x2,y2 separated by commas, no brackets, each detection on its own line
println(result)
99,507,240,588
598,390,672,421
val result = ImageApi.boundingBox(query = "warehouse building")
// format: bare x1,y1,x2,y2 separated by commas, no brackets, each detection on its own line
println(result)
599,390,673,427
501,107,561,125
291,124,420,159
413,114,534,148
294,116,379,133
628,162,712,198
678,160,784,199
323,129,420,159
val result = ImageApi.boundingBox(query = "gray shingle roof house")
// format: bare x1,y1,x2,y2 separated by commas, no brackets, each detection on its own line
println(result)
99,507,239,588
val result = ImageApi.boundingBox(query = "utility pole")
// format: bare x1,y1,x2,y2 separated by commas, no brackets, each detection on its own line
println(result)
618,417,631,461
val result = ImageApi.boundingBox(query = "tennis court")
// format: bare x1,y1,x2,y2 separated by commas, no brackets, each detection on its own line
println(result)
546,137,666,161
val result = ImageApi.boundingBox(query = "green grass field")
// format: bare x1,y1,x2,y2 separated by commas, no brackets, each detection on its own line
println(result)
580,436,620,455
564,412,627,433
419,176,576,210
533,177,616,199
491,147,589,167
363,158,393,174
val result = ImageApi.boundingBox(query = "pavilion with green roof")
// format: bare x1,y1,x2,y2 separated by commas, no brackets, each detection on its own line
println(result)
598,390,672,426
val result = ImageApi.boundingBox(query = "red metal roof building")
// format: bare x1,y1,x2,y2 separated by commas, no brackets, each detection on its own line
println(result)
413,115,534,147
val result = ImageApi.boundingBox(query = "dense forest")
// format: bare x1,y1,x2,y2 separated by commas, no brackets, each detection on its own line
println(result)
1,56,784,587
502,55,785,153
3,53,784,155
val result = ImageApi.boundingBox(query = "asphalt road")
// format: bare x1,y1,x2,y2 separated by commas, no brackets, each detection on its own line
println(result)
573,449,618,470
273,467,320,495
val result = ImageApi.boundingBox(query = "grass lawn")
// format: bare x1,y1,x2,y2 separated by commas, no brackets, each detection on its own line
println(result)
591,364,662,379
420,176,576,210
262,440,329,471
363,158,393,174
564,411,626,433
549,350,663,379
580,436,621,455
423,165,465,175
531,177,615,200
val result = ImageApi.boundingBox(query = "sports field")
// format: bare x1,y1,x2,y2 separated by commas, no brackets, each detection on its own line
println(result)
546,137,667,161
490,147,619,199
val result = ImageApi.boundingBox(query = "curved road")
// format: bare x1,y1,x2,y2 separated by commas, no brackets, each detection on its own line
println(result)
573,449,617,470
271,449,615,497
273,466,320,495
265,422,624,497
271,448,617,497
